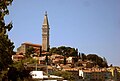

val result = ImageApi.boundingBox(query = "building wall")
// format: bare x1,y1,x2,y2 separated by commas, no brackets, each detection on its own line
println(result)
79,69,112,81
17,44,26,54
17,43,42,56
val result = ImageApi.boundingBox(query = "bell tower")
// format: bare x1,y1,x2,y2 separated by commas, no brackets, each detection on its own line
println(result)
42,11,50,52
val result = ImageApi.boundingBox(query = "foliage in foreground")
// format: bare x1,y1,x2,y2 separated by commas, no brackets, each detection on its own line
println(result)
12,57,36,71
51,71,75,81
0,57,37,81
0,0,15,70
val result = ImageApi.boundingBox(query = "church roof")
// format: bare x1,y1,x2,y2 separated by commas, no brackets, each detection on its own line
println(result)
43,11,49,26
22,42,41,47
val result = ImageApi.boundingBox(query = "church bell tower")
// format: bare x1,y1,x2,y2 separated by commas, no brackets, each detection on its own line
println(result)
42,11,50,52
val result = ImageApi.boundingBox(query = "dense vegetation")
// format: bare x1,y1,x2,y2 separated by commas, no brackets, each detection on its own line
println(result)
0,1,34,81
51,71,75,81
81,53,108,68
50,46,78,57
0,0,15,70
26,46,35,57
50,46,108,68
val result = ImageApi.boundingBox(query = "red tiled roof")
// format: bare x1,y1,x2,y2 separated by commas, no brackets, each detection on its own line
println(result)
22,42,42,47
12,54,25,58
42,52,49,54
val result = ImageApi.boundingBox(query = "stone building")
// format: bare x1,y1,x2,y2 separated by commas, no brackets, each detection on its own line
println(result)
16,12,50,56
17,42,42,55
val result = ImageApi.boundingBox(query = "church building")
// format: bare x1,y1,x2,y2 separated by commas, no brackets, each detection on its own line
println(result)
16,12,50,56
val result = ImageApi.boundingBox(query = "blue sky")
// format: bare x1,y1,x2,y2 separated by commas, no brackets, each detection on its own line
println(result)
6,0,120,66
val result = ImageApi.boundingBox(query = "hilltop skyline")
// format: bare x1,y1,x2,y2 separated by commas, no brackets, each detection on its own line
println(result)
6,0,120,66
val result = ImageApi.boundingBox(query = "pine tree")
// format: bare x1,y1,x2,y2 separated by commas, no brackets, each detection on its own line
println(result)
0,0,14,70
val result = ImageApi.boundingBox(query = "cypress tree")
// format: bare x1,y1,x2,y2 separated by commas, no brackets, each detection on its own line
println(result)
0,0,14,70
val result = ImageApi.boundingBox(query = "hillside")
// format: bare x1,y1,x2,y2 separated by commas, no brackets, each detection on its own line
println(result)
50,46,108,68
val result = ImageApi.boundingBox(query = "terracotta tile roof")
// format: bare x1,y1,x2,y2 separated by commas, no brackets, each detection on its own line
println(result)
42,52,49,54
81,68,107,73
22,42,42,47
63,68,78,71
12,55,24,58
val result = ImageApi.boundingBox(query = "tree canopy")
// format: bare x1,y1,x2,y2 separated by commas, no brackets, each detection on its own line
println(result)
0,0,14,70
81,54,108,68
50,46,108,68
50,46,78,57
26,46,35,58
51,71,75,81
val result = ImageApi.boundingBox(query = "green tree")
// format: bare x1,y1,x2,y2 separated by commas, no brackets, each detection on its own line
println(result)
81,53,86,61
50,47,60,54
86,54,108,68
26,47,35,58
0,0,14,70
51,71,75,81
12,58,36,80
78,52,81,59
50,46,78,57
63,56,66,65
101,57,108,67
45,54,48,64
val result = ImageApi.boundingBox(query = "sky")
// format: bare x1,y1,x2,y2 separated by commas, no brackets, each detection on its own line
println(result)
5,0,120,66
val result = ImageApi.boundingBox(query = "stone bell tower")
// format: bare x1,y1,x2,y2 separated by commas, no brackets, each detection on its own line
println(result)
42,11,50,52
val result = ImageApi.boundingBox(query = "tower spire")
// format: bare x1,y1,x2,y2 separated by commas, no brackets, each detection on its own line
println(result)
43,11,49,26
